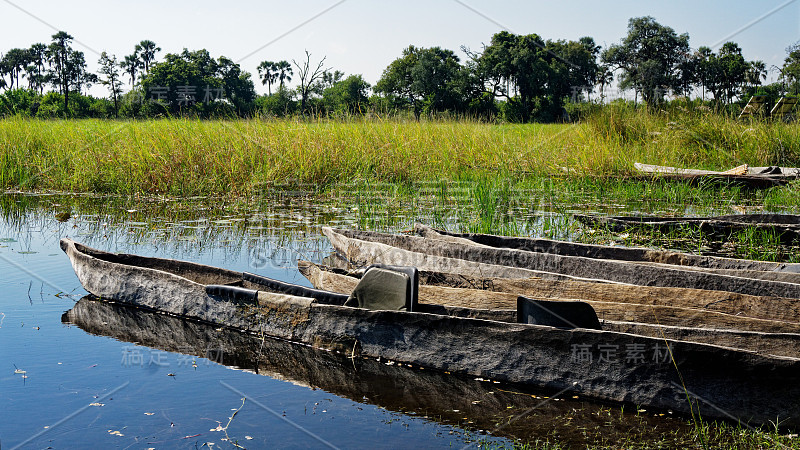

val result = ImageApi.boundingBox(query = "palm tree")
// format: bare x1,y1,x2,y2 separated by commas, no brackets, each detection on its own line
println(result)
276,60,293,89
2,48,30,89
120,53,141,86
0,58,8,91
746,60,768,90
135,40,161,73
596,65,614,103
257,60,278,95
27,43,48,93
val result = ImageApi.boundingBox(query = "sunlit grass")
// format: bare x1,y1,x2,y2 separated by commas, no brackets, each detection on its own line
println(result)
2,110,798,196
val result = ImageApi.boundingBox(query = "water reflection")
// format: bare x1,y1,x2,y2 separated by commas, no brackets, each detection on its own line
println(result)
62,297,692,446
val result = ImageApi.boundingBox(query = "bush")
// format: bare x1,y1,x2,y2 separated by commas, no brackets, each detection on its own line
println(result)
255,88,297,118
0,89,39,117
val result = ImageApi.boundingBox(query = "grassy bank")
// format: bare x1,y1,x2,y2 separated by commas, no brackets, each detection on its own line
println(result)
2,105,799,196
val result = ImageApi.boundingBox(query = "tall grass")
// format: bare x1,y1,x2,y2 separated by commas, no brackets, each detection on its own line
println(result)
1,110,798,196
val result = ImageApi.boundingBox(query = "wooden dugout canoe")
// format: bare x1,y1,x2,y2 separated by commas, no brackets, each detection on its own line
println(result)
633,162,800,187
323,227,800,299
416,222,800,272
299,262,800,358
576,213,800,244
415,224,800,279
418,224,800,285
60,238,800,428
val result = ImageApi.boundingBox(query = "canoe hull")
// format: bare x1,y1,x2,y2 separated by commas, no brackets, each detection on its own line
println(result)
325,228,800,299
60,238,800,428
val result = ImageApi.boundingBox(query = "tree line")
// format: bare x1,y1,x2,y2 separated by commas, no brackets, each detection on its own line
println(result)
1,16,798,121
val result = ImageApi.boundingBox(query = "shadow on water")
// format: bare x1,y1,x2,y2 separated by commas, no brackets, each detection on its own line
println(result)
62,296,696,447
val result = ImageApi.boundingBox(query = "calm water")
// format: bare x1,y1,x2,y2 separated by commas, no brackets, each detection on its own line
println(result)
0,192,699,449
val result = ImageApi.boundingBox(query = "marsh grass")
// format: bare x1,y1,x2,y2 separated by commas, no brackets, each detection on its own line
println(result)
2,110,798,195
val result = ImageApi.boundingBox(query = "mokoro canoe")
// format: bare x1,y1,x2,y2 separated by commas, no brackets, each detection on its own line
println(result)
415,224,800,276
323,228,800,299
61,296,641,443
633,163,800,187
299,262,800,358
61,238,800,427
576,214,800,244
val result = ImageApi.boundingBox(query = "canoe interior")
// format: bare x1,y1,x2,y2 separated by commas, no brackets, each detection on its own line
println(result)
68,240,242,286
300,262,800,359
327,227,800,299
415,223,797,273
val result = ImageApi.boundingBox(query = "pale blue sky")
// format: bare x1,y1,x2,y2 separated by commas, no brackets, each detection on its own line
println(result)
1,0,798,96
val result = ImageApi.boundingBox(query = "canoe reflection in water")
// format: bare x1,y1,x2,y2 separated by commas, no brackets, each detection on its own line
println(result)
61,296,694,445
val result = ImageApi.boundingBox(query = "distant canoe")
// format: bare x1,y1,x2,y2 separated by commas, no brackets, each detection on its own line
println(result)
576,213,800,244
323,227,800,299
415,223,800,276
633,163,800,187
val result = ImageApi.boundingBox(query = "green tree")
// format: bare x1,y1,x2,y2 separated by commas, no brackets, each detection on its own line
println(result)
257,60,278,94
596,65,614,102
317,70,344,91
98,52,123,116
217,56,256,116
602,16,690,106
375,45,464,118
781,42,800,94
275,60,293,89
690,47,714,100
255,85,296,117
545,37,600,102
120,52,141,86
141,48,255,117
322,74,370,114
2,48,30,89
746,60,767,92
27,43,48,93
46,31,94,114
476,32,598,121
136,40,161,73
699,42,750,105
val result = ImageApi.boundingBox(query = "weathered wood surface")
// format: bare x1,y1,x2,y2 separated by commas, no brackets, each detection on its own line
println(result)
324,228,800,299
415,224,800,275
633,163,798,187
576,213,800,243
406,268,800,324
300,261,800,324
322,229,624,284
60,238,800,427
635,162,800,177
300,262,800,351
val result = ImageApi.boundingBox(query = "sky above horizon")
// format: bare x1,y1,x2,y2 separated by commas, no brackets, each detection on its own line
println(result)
1,0,798,97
